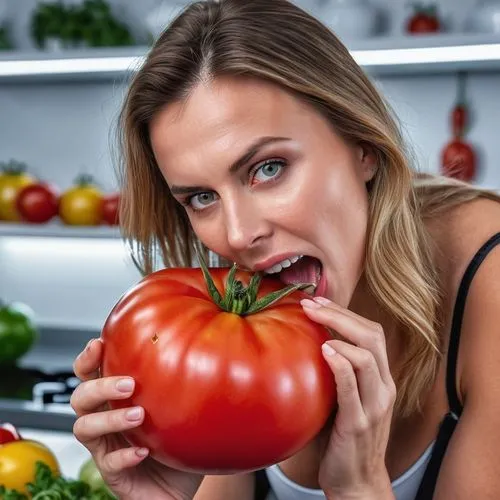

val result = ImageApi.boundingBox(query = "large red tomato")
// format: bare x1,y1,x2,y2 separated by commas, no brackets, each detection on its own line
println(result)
16,182,60,224
101,262,336,474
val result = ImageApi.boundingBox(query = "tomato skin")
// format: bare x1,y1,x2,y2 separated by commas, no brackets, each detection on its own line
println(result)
59,178,103,226
101,193,120,225
0,423,21,444
0,429,17,445
441,139,477,182
16,183,60,224
0,439,60,494
101,267,336,474
0,171,35,222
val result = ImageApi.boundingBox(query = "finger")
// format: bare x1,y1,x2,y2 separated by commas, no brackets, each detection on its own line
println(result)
73,338,103,382
70,376,135,416
302,298,392,385
325,340,383,412
321,344,365,422
73,406,144,448
99,446,149,479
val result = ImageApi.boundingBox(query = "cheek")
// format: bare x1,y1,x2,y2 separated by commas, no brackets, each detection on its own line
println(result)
189,214,230,258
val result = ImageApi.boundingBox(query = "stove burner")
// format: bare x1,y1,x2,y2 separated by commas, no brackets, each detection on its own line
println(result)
0,367,81,406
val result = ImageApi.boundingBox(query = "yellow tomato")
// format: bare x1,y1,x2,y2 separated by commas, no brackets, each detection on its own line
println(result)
59,177,103,226
0,171,35,221
0,439,60,493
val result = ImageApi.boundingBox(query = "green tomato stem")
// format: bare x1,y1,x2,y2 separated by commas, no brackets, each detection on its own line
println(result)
196,249,312,316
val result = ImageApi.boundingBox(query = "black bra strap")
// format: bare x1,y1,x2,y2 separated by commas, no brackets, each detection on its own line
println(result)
415,232,500,500
446,232,500,418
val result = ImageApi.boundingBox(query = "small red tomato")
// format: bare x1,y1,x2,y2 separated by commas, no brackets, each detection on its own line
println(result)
16,183,59,224
101,193,120,226
407,6,441,34
0,423,21,444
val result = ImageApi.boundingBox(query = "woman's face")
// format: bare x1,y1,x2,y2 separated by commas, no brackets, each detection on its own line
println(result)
150,77,376,307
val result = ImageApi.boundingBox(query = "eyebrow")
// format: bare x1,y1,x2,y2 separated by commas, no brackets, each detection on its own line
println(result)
169,136,291,195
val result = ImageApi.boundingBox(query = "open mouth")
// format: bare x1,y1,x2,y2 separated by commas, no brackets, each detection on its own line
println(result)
264,255,324,296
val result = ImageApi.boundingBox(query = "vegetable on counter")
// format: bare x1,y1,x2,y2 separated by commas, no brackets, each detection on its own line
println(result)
59,174,103,226
79,458,115,498
101,252,336,474
0,438,59,495
0,461,115,499
0,161,36,222
0,423,21,445
0,301,38,365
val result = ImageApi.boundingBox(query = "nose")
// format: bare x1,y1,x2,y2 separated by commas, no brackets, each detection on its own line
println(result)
224,195,271,252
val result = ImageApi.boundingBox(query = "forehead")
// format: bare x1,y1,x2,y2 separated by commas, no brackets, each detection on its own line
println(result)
149,77,315,180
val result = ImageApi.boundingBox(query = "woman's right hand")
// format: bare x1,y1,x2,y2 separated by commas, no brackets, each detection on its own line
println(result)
71,338,203,500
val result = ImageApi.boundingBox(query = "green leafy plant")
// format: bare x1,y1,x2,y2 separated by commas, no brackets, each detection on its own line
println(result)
31,0,135,49
0,461,116,500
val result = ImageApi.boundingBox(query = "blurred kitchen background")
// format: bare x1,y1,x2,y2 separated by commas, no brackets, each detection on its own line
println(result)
0,0,499,488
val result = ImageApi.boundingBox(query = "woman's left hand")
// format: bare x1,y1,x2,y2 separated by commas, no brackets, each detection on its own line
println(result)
301,296,397,500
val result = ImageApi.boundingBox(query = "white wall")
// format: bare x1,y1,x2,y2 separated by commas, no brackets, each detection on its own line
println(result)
0,0,498,334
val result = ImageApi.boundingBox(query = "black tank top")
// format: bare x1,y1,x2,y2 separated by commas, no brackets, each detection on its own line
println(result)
255,232,500,500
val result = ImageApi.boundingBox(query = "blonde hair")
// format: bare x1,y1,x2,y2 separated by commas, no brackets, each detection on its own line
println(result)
117,0,500,417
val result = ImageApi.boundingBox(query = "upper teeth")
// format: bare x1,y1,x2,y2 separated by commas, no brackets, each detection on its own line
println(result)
264,255,303,274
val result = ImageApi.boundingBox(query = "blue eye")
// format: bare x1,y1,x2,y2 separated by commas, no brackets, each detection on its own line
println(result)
252,160,286,184
189,192,217,211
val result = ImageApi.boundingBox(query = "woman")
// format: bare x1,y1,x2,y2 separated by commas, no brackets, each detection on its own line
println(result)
70,1,500,499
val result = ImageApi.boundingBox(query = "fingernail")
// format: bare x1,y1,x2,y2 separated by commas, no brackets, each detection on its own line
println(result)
126,407,143,421
314,297,331,305
322,343,336,356
85,339,95,351
300,298,322,309
136,447,149,457
116,378,134,393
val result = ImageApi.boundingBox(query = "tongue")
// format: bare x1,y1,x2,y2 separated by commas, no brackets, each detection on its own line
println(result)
279,256,321,287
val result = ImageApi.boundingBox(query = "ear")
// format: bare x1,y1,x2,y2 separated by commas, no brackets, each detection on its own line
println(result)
356,143,377,183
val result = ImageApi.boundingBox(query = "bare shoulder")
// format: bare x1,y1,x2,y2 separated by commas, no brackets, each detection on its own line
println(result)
430,196,500,397
426,197,500,286
429,198,500,497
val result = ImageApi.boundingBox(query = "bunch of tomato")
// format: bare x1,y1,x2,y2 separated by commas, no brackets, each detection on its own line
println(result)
0,162,120,226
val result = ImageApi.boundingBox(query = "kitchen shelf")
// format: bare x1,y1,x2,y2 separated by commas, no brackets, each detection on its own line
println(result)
349,32,500,75
0,222,121,239
1,33,500,82
0,45,145,83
